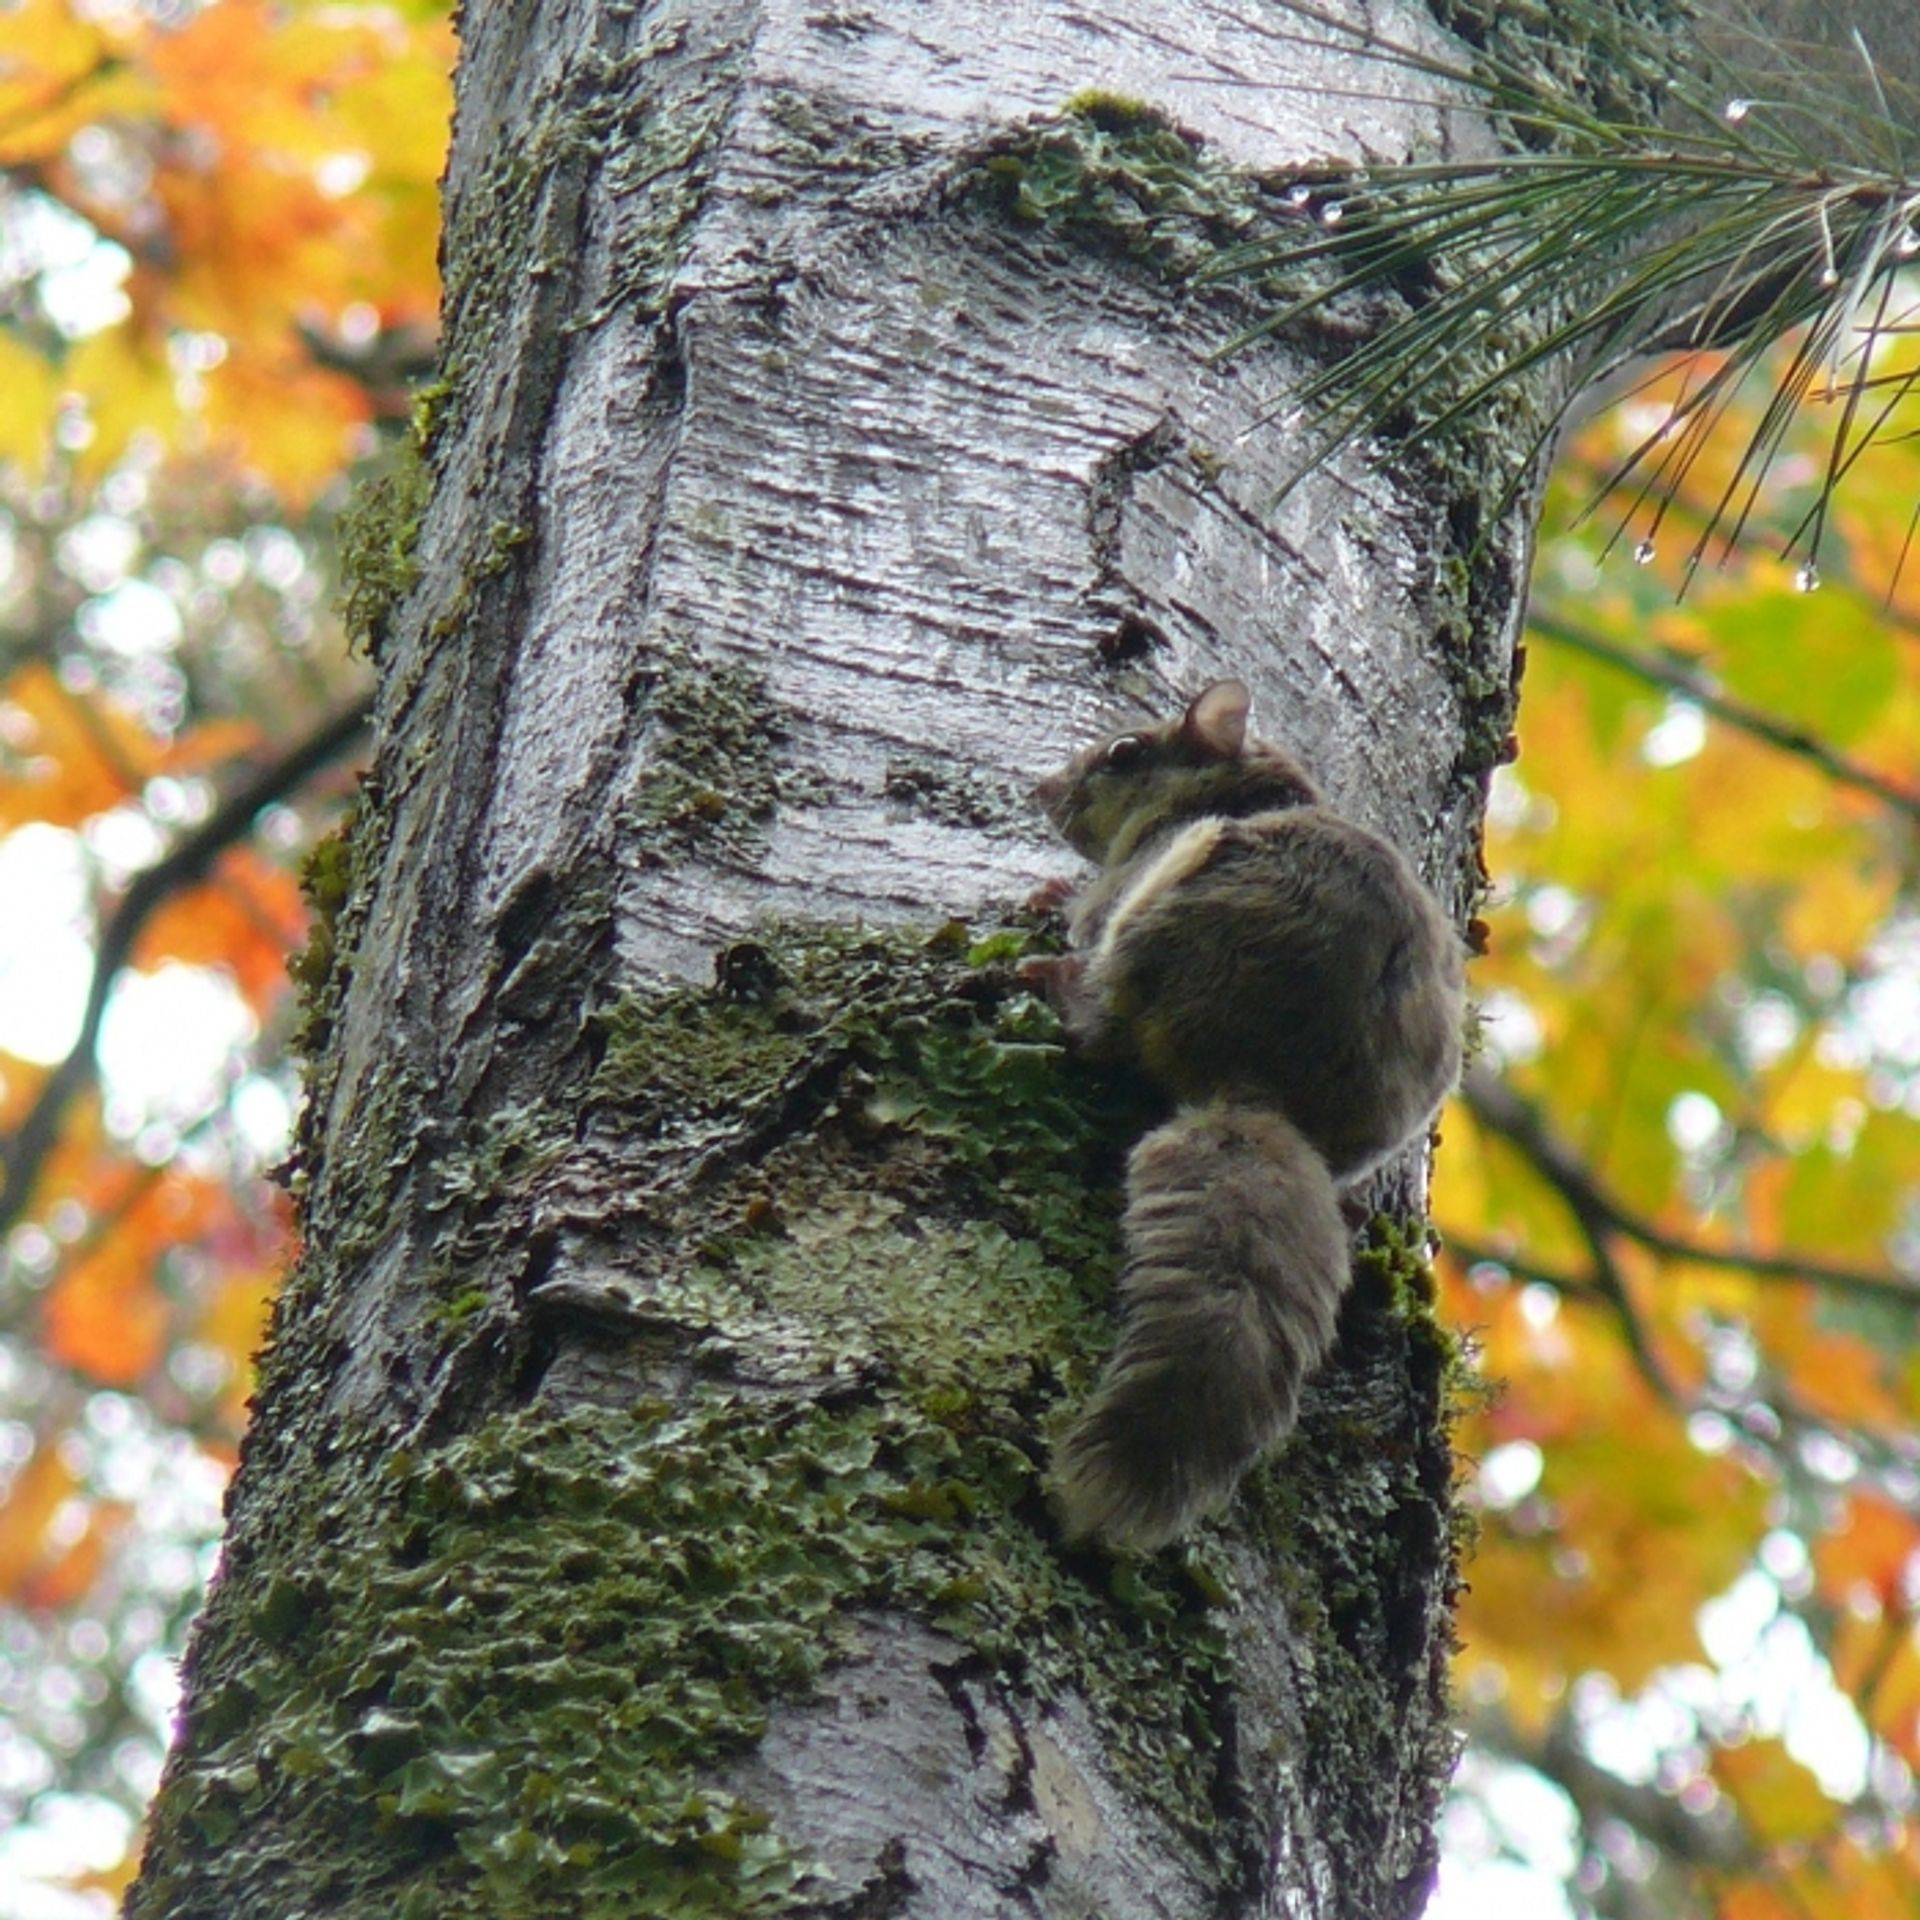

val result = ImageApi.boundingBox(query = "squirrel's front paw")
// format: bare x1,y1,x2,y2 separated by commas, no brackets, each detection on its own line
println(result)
1017,952,1080,989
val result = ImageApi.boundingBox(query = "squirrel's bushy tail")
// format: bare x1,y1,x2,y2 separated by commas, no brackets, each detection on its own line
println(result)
1051,1102,1348,1552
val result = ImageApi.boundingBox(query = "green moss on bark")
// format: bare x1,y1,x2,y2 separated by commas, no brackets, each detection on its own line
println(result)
979,102,1265,279
623,647,826,860
1242,1224,1469,1909
134,1376,1244,1918
139,922,1281,1916
338,402,438,660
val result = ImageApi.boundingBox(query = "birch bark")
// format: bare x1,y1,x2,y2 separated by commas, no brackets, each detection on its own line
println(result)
127,4,1560,1915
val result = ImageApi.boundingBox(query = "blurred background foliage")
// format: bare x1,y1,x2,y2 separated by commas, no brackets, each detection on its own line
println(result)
0,0,445,1906
0,3,1917,1918
1439,356,1920,1915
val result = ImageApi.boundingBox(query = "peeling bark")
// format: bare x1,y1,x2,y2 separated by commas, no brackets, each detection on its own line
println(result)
123,4,1601,1917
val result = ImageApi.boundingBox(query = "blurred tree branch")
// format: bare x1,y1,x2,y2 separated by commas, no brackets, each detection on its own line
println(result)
1530,610,1920,820
0,695,373,1238
1462,1068,1920,1309
1445,1226,1685,1409
1464,1701,1751,1879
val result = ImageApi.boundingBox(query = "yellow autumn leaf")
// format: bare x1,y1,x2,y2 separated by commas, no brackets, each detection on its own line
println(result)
1712,1738,1836,1848
332,20,459,187
1813,1492,1919,1610
149,0,381,163
0,331,61,471
0,0,151,165
1827,1613,1920,1767
0,1446,79,1602
62,326,181,480
200,352,374,505
0,658,164,827
0,0,451,493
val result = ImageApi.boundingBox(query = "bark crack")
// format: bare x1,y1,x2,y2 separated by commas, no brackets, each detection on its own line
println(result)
1083,412,1184,664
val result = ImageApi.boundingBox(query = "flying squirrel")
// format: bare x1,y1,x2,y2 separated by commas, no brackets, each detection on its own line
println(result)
1027,678,1465,1551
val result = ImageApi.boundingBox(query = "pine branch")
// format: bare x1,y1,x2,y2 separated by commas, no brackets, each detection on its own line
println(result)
1552,446,1920,639
1220,0,1920,586
0,697,374,1238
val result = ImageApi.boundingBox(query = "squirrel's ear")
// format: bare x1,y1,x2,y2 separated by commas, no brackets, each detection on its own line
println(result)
1185,679,1250,756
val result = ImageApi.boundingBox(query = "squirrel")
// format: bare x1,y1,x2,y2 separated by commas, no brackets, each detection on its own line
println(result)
1027,678,1465,1551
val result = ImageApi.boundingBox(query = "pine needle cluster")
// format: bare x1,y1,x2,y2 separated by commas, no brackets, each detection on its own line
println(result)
1218,0,1920,587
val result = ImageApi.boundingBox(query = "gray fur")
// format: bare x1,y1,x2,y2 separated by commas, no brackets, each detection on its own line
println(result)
1052,1104,1347,1552
1036,681,1465,1550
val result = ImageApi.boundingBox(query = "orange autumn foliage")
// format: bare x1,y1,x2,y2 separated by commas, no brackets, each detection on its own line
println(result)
0,0,452,498
0,21,437,1781
1439,335,1920,1908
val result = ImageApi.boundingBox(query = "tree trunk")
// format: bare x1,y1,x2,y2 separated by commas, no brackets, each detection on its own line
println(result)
127,3,1567,1915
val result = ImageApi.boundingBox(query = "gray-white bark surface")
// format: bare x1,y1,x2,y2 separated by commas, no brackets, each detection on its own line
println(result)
128,4,1562,1918
1702,0,1920,120
425,0,1496,996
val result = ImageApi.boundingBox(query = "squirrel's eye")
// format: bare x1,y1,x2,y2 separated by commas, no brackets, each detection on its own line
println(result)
1103,734,1147,771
